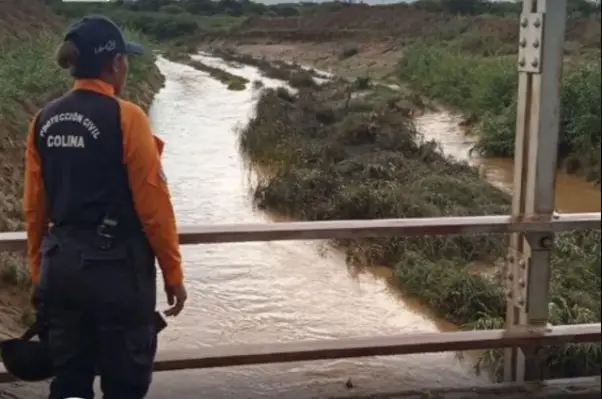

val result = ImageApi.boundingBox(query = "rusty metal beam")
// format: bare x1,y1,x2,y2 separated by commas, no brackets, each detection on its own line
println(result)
1,323,597,383
0,213,599,252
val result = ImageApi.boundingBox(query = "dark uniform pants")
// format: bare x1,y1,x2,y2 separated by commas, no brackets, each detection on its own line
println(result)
35,227,157,399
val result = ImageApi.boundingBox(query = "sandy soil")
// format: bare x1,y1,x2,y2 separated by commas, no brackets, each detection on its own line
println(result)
209,39,404,81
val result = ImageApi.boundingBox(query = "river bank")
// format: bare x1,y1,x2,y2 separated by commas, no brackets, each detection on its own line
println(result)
0,20,165,339
198,49,601,380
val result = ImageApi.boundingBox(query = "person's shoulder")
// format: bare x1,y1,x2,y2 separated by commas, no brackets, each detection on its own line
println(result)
36,93,68,118
116,98,149,123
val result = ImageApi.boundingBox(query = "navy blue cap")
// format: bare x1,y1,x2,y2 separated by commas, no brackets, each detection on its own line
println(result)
64,15,144,66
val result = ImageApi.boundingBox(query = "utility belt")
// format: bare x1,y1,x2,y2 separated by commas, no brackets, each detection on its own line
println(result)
50,217,155,287
53,174,140,251
49,179,153,282
51,217,142,251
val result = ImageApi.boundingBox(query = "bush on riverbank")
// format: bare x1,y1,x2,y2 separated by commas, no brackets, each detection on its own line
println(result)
398,228,601,378
188,59,249,90
211,48,321,88
241,75,600,379
242,83,511,255
398,45,602,183
57,6,201,40
162,51,251,90
0,24,164,327
241,79,510,292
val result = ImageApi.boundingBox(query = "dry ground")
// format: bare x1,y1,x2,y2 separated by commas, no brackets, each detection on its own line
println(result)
205,39,404,81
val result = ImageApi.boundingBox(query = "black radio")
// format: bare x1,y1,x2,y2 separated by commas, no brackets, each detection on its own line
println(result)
94,217,118,250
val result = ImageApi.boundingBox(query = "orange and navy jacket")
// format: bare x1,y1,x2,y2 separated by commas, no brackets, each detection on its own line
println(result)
23,79,183,288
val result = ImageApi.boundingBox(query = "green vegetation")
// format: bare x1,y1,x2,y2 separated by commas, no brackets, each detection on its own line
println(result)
43,0,345,40
165,52,250,90
242,80,510,269
210,49,320,89
238,60,600,379
54,5,201,40
393,39,601,379
412,0,600,16
398,44,602,183
43,0,601,49
1,31,72,235
46,0,601,21
227,80,246,91
188,59,248,90
397,229,601,378
197,15,248,31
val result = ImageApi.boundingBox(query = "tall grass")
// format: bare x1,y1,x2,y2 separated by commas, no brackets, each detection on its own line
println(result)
396,229,601,379
0,31,67,237
54,4,199,40
198,15,248,32
0,31,69,119
0,28,159,131
470,229,601,378
164,54,249,91
398,45,601,182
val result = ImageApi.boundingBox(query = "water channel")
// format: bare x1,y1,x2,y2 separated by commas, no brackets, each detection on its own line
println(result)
142,55,491,398
4,54,599,398
415,113,601,214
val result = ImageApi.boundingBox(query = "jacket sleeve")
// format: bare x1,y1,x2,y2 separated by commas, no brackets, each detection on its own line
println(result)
119,99,184,288
23,114,48,285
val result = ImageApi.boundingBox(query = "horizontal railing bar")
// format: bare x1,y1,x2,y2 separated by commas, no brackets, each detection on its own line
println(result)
151,323,601,371
0,213,599,252
1,323,599,383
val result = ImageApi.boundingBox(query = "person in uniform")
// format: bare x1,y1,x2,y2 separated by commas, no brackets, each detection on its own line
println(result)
22,15,187,399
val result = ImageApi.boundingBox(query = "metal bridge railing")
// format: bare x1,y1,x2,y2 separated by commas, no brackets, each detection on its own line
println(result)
0,213,600,384
0,212,600,250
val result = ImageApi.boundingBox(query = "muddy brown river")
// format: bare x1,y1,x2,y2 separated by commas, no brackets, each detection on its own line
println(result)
146,56,488,397
3,55,598,398
415,113,601,214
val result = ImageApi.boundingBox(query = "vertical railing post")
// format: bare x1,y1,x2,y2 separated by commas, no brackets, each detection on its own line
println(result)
504,0,567,382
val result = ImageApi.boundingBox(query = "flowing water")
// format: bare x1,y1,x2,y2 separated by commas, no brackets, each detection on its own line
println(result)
143,56,489,397
415,113,601,213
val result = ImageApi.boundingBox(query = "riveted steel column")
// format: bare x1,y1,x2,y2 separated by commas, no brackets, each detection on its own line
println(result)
503,0,567,383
